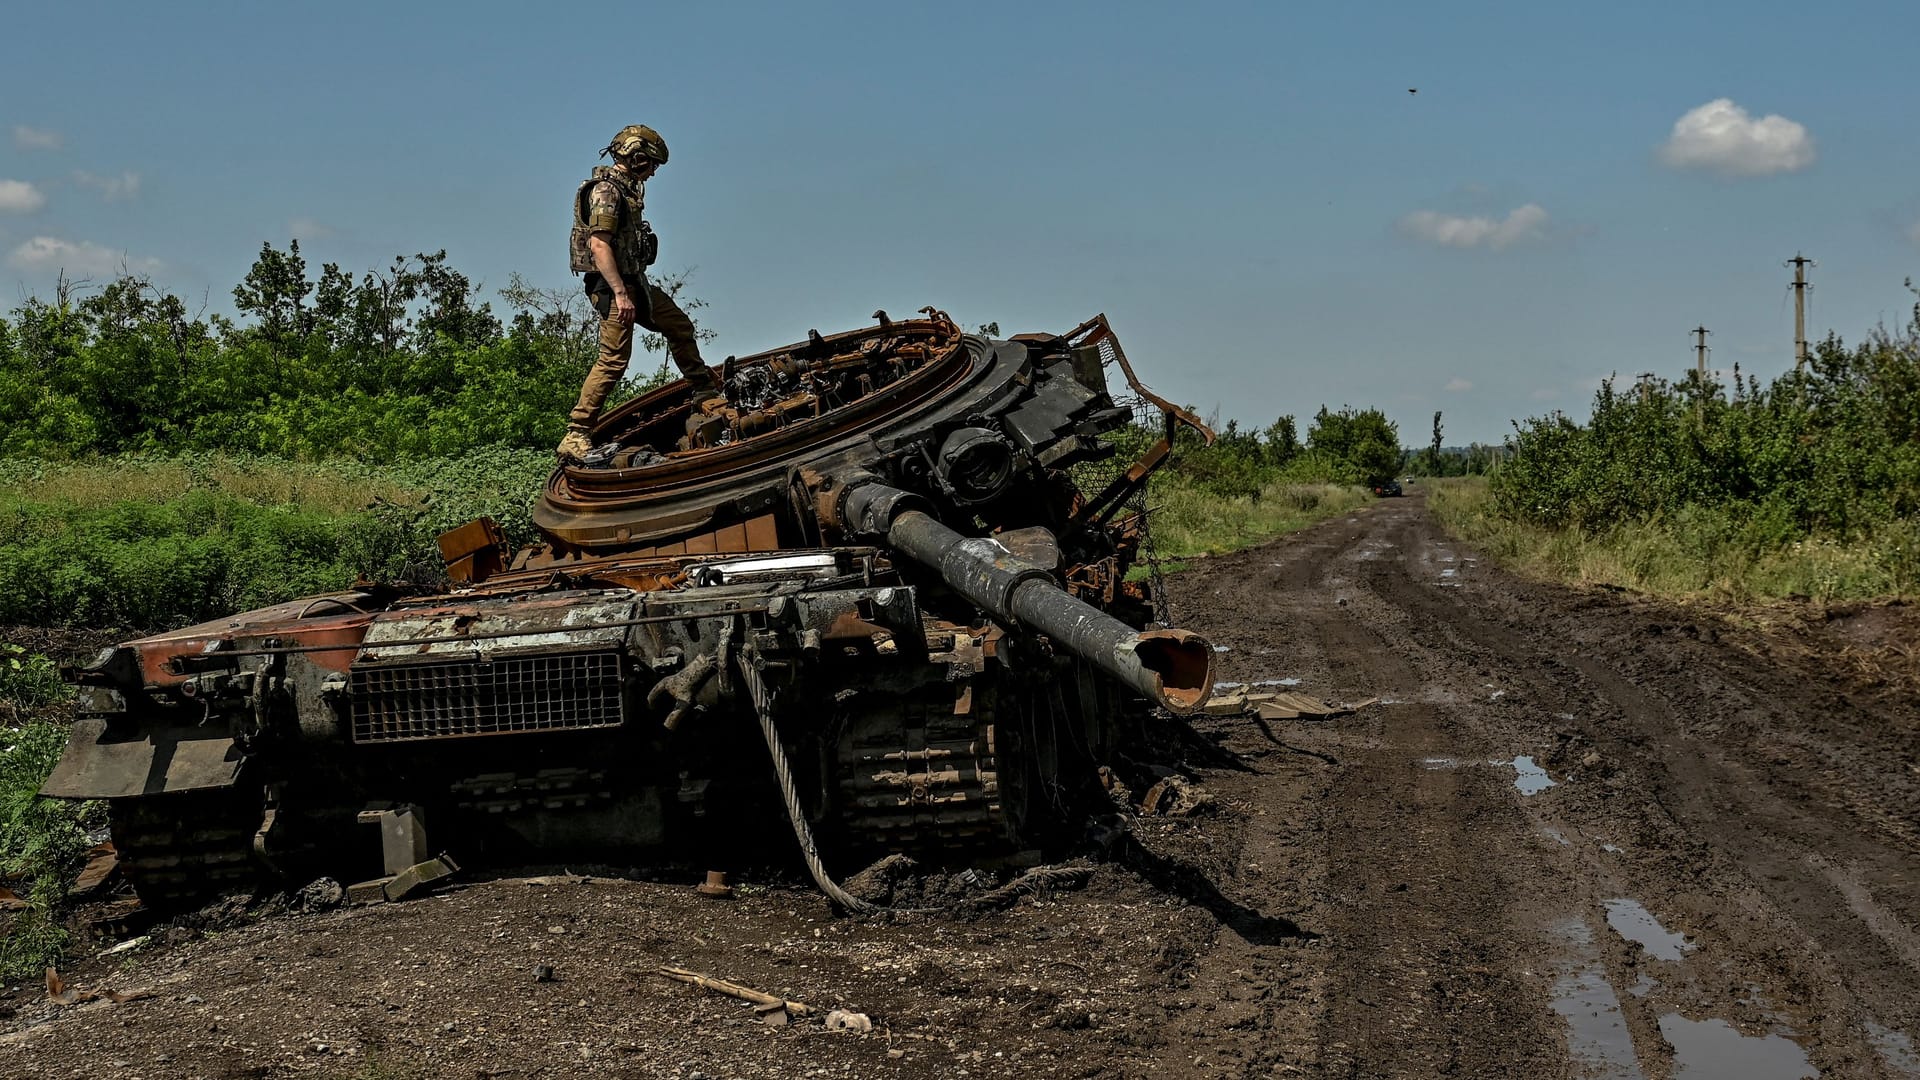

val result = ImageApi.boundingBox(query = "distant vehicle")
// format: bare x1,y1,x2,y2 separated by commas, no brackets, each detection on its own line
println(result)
1373,479,1404,497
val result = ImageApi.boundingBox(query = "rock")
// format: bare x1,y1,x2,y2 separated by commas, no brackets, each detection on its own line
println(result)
294,877,345,912
533,965,556,983
824,1009,873,1033
1581,751,1603,768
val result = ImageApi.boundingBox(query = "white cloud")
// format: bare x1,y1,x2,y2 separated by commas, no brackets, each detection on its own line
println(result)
288,216,333,239
1444,377,1474,392
1400,203,1549,250
73,170,141,200
12,125,61,150
0,179,47,213
1659,98,1814,176
7,236,163,278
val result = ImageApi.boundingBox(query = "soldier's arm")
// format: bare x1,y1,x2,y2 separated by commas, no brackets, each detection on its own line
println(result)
586,183,637,325
587,234,634,319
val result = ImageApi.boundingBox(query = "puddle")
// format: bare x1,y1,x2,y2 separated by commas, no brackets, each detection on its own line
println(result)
1601,843,1623,853
1604,899,1693,960
1553,969,1643,1078
1420,755,1556,795
1508,755,1556,795
1541,826,1573,846
1212,645,1231,653
1441,568,1458,577
1628,971,1656,997
1489,689,1506,700
1867,1021,1920,1077
1556,712,1576,721
1547,918,1644,1078
1659,1015,1817,1079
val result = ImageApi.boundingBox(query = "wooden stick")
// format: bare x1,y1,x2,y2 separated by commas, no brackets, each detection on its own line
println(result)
657,966,815,1018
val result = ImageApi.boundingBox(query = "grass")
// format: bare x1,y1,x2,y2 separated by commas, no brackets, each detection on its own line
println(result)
0,453,415,513
0,450,554,629
1429,476,1919,603
1148,476,1375,560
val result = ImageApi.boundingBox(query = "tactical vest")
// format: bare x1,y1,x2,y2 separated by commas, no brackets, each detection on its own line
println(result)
569,166,656,278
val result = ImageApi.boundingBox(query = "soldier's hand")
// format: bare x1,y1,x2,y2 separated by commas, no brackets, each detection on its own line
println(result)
613,292,638,326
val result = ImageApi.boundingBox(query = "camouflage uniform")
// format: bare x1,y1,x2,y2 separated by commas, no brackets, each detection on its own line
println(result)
566,164,718,432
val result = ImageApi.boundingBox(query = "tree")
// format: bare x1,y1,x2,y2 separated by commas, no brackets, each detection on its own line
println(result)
1308,405,1401,486
1429,411,1444,475
231,240,313,352
1264,414,1300,465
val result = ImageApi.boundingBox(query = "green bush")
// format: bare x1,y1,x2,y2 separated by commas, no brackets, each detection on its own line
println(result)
1483,286,1920,600
3,676,100,980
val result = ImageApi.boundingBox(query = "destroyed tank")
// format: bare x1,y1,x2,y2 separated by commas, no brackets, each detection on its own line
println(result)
42,310,1216,910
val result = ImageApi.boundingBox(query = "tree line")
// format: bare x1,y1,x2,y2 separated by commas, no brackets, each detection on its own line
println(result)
0,242,710,461
1491,287,1920,547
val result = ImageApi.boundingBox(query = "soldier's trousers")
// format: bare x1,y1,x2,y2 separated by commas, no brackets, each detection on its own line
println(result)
569,275,715,428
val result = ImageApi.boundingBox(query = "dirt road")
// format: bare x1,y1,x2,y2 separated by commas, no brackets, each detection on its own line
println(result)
6,494,1919,1078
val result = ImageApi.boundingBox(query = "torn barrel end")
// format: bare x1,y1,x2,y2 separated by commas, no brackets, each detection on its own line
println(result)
1129,628,1215,715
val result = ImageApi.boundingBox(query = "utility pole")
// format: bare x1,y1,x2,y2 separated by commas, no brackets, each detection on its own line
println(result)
1635,371,1657,404
1692,326,1711,423
1787,254,1815,371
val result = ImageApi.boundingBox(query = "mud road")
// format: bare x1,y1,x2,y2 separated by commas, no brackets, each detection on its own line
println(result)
5,493,1918,1078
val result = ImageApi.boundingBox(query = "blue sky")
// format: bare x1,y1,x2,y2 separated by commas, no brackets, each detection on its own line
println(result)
4,1,1917,443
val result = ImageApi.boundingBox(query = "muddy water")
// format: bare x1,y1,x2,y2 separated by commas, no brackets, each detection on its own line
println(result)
1659,1015,1818,1079
1602,898,1694,961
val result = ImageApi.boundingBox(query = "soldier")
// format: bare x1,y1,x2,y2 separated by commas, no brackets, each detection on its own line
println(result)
558,124,724,463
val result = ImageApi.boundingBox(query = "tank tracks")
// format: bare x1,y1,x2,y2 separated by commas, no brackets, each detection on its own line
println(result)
835,679,1004,851
108,788,260,911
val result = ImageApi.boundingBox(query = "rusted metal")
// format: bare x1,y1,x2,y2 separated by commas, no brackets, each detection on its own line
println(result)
42,310,1214,912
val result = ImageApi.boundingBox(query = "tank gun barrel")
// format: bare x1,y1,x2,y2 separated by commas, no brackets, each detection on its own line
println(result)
844,482,1213,715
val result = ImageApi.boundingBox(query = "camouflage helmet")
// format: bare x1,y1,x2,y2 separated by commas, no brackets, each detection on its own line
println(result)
603,124,668,166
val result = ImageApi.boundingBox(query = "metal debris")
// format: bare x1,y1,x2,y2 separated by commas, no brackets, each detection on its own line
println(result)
97,935,151,957
382,854,459,902
1141,776,1218,816
44,968,155,1007
68,842,119,897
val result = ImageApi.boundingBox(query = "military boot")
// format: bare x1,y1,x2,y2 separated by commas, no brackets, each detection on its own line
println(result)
556,427,594,464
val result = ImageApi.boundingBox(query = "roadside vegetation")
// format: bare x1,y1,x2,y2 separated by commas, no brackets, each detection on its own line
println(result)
2,646,98,981
1434,287,1920,602
1145,406,1396,559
